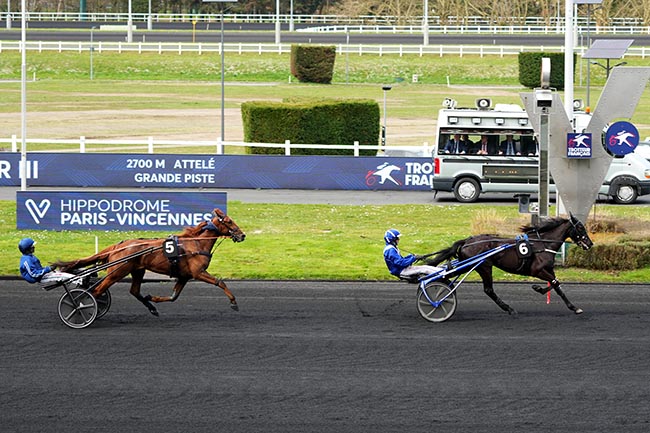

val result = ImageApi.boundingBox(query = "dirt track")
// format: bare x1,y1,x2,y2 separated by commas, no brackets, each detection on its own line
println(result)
2,279,649,433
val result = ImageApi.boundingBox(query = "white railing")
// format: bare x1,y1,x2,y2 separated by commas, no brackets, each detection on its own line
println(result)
1,12,649,28
2,40,650,58
0,136,433,157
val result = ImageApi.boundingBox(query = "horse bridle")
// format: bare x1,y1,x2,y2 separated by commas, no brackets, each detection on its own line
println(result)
568,216,591,250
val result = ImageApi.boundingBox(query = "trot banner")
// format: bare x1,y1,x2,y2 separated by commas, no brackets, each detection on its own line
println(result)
17,191,227,231
0,153,433,191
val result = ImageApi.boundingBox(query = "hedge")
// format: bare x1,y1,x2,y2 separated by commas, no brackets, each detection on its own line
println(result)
241,99,380,156
518,52,577,90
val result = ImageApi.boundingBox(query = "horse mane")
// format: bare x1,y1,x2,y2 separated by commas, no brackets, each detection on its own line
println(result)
519,217,567,234
178,221,208,237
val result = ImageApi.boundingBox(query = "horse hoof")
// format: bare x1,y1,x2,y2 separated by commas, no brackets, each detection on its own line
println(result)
149,309,159,317
230,303,239,312
575,308,584,315
508,309,518,316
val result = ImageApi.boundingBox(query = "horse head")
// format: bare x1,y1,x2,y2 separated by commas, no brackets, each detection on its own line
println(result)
568,212,593,250
207,208,246,242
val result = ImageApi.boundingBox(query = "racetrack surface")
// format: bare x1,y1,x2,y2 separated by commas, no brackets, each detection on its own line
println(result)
1,279,649,433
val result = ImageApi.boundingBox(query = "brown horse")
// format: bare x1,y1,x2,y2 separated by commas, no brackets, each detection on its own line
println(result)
54,208,245,317
427,214,593,316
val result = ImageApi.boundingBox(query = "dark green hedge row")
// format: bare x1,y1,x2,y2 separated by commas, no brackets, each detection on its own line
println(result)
566,241,650,270
290,45,336,84
241,99,380,156
518,52,576,90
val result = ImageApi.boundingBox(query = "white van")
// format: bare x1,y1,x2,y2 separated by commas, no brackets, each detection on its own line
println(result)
431,98,650,204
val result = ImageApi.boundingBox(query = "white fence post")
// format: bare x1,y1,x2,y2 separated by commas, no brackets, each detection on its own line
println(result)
80,136,86,153
354,141,359,157
11,134,17,152
148,136,154,154
285,140,291,155
217,138,223,155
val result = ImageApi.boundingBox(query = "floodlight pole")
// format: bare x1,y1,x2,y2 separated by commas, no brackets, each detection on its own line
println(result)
90,26,96,80
220,4,225,142
423,0,429,46
564,0,574,126
275,0,280,44
20,0,26,191
127,0,133,43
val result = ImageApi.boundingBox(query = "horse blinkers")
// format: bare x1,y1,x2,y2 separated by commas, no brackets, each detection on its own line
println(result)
569,214,593,250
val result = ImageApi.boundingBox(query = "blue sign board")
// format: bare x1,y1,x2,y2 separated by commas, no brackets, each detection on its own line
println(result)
567,133,592,158
17,191,227,231
0,153,433,191
606,121,639,156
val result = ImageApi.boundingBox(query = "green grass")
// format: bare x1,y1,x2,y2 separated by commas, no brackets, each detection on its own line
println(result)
2,49,650,282
1,51,650,142
4,200,650,282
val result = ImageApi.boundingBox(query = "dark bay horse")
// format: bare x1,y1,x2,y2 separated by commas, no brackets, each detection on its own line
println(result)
427,214,593,316
54,208,245,316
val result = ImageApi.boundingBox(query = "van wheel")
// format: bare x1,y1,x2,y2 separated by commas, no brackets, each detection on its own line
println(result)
453,178,480,203
612,183,638,204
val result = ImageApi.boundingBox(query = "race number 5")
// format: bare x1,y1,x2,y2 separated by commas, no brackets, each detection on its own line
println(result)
516,240,532,258
163,238,179,258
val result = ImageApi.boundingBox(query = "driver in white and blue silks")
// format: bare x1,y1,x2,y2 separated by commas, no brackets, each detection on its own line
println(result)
19,238,81,288
383,229,442,281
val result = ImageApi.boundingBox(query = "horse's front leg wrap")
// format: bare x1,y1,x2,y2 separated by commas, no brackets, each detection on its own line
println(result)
550,279,583,315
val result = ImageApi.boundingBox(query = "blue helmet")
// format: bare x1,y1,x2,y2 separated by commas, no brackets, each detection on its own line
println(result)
18,237,35,254
384,229,401,245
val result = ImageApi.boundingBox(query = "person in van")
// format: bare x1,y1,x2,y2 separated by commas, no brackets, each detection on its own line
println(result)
442,134,467,154
499,135,521,156
475,135,497,155
521,136,539,156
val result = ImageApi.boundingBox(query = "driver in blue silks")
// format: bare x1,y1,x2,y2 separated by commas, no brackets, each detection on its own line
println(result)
18,238,80,287
383,229,441,281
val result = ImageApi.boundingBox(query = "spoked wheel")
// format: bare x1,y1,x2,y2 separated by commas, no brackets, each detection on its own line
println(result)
58,288,98,329
95,290,111,319
417,282,457,323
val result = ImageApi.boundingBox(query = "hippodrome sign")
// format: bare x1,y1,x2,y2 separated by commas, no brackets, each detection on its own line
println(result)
16,191,227,231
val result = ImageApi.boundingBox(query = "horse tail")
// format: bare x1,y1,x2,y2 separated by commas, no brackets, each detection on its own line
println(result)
52,245,116,272
426,238,469,266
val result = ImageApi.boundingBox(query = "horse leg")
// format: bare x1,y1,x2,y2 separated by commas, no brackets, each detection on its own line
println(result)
128,268,159,316
533,271,583,314
476,266,516,315
194,271,239,311
147,278,189,303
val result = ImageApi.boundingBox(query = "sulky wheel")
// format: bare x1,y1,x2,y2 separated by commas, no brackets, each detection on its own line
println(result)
58,288,98,329
417,282,457,323
95,289,111,319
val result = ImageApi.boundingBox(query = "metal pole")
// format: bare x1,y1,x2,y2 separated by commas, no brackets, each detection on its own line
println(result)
127,0,133,43
275,0,280,44
148,0,152,31
289,0,294,32
20,0,26,191
586,5,591,109
538,109,550,220
345,28,349,85
564,0,574,126
220,6,225,142
423,0,429,46
6,0,10,29
382,91,387,148
90,26,95,80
